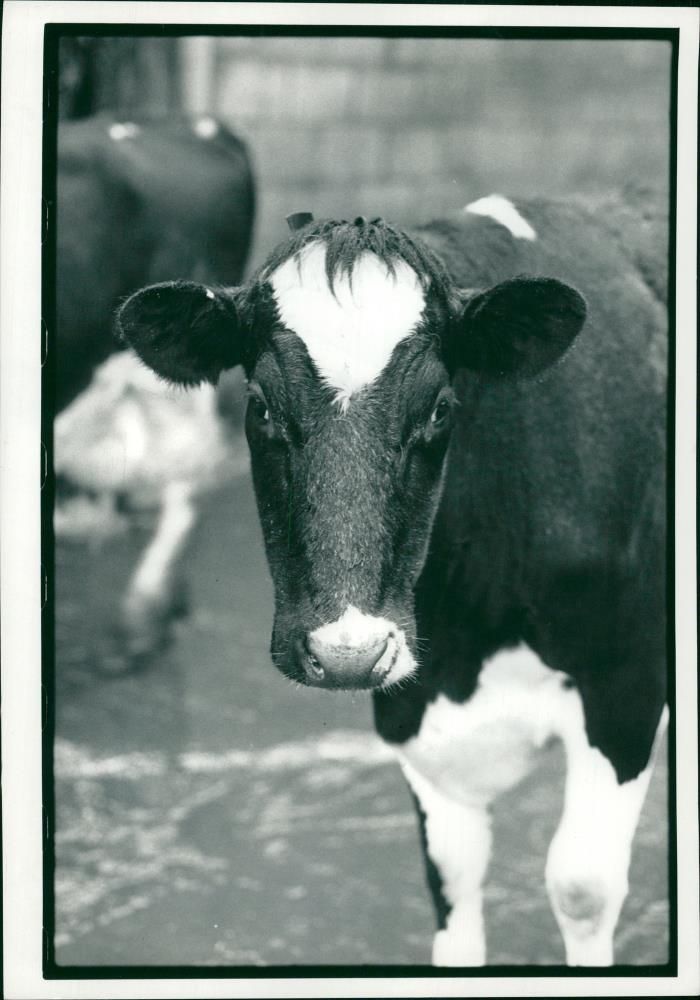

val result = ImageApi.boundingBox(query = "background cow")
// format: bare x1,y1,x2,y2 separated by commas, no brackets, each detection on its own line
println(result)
54,114,254,668
117,193,668,965
56,112,255,410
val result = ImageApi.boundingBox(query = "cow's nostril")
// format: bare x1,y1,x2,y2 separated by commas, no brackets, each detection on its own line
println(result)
366,637,389,673
306,653,325,681
299,635,325,682
369,638,391,675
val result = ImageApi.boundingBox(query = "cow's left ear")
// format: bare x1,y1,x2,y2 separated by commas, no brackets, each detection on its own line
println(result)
116,280,244,386
453,276,587,378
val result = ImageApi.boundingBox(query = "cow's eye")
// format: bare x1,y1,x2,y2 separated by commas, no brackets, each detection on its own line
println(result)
251,396,269,423
247,386,270,425
429,397,452,429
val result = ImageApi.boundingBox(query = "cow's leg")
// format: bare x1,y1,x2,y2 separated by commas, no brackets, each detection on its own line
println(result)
401,760,491,966
546,701,667,966
116,481,196,664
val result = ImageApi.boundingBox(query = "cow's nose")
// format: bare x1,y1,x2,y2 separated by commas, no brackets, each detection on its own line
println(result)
300,632,390,688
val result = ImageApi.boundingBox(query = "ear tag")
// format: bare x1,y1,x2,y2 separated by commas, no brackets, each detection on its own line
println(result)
286,211,314,232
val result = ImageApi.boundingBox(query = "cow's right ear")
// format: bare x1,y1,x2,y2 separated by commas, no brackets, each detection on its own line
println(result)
116,280,243,386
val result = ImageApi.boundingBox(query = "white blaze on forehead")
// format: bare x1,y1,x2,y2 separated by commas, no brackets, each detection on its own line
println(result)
269,241,425,408
465,194,537,241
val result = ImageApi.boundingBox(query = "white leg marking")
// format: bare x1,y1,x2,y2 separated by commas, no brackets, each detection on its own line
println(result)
401,759,491,966
394,645,666,965
546,705,668,965
126,481,196,607
465,194,537,241
396,645,569,964
269,242,425,410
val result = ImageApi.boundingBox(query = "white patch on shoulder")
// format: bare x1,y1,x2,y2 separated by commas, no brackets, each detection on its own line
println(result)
465,194,537,241
108,122,141,142
269,242,425,410
193,116,219,139
397,644,575,805
310,604,416,687
204,288,215,300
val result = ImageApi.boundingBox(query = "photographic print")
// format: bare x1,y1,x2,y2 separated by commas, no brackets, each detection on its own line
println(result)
2,3,698,998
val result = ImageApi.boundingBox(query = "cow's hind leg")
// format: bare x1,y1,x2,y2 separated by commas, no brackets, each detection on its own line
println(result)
546,701,667,966
110,481,196,669
402,760,492,966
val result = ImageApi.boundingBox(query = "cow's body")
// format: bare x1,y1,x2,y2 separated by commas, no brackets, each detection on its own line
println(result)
117,193,668,963
377,196,667,759
379,197,668,964
55,115,254,667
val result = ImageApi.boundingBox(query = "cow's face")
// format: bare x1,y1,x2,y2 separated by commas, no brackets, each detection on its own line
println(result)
118,218,586,690
243,243,456,689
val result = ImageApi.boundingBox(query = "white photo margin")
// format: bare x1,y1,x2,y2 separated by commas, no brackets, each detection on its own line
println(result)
1,3,698,998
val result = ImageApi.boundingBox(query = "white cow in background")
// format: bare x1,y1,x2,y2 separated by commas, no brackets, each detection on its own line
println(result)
55,349,247,670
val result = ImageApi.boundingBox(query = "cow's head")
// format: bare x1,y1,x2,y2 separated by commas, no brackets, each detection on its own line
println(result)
117,217,586,690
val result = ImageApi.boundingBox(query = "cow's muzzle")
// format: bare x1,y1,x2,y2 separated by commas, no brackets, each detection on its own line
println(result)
296,629,397,689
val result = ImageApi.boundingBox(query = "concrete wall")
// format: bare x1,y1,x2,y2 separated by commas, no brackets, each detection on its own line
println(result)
180,36,671,270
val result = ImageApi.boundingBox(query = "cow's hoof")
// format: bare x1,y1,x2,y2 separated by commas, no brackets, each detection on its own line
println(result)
95,620,167,675
98,585,190,674
96,629,168,675
97,641,148,676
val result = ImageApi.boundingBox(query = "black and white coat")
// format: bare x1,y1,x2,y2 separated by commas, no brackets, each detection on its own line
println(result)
118,191,668,966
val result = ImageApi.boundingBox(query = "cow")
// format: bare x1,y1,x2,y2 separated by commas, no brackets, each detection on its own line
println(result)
54,114,254,668
55,112,255,411
115,192,668,965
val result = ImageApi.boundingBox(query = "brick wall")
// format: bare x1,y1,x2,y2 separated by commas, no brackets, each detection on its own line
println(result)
181,36,671,269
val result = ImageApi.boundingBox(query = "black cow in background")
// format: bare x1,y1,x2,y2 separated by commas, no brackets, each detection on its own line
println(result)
56,113,255,410
54,114,255,669
118,189,668,964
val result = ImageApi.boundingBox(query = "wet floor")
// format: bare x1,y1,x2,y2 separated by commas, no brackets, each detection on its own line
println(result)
54,471,669,968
